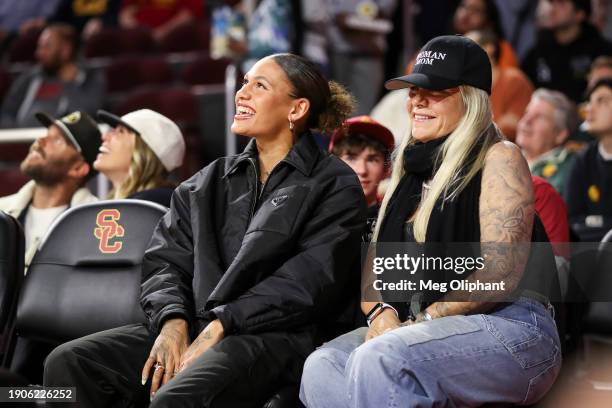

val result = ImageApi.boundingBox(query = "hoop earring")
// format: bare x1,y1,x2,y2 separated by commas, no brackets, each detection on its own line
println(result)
289,119,294,131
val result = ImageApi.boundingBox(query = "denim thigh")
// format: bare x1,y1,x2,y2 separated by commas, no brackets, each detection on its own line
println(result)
344,299,561,407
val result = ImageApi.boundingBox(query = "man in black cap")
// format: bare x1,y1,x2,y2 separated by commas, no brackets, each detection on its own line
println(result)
0,110,101,270
522,0,612,102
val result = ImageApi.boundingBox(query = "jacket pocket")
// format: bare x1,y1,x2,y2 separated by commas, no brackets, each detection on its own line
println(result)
246,185,310,235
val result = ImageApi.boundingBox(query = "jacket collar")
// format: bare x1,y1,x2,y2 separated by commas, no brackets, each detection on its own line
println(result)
223,132,321,178
0,180,98,219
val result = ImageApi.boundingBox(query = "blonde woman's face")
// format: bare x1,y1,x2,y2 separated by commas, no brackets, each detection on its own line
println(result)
407,86,464,142
93,125,136,182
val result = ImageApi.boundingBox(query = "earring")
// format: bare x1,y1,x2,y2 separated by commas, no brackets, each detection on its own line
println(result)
289,119,294,131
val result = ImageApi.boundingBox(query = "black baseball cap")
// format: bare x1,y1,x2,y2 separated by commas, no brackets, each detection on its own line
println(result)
35,111,102,169
385,35,492,94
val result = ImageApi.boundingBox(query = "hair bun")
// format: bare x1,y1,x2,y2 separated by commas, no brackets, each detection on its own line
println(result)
317,81,356,134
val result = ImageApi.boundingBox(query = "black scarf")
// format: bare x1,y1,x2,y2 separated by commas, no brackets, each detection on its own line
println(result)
378,136,482,244
376,128,560,316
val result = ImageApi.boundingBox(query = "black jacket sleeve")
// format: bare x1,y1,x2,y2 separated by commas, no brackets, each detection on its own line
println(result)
210,182,367,334
140,182,195,334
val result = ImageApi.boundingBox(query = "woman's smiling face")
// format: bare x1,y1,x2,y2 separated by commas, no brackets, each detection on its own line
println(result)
231,57,298,138
407,86,465,142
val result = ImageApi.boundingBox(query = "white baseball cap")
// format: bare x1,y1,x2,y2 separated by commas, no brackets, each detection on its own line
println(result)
97,109,186,172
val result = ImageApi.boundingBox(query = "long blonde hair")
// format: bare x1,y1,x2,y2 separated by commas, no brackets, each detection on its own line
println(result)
373,85,499,242
111,136,170,199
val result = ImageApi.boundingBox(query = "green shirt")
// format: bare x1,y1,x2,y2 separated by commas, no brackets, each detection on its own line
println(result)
530,147,576,197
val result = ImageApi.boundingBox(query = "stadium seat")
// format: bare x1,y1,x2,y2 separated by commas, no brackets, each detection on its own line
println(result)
15,200,166,345
583,229,612,334
0,211,24,367
85,27,156,59
116,87,197,124
0,66,12,104
7,28,42,63
106,56,174,94
0,142,29,162
0,168,30,197
181,55,231,86
158,21,209,54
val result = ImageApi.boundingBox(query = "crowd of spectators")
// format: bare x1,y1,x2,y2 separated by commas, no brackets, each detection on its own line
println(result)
0,1,610,243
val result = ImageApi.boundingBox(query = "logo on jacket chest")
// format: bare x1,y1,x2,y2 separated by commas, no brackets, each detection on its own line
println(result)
271,194,288,207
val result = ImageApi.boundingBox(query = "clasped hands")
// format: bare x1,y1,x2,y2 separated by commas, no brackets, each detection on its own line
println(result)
365,309,430,341
141,318,224,400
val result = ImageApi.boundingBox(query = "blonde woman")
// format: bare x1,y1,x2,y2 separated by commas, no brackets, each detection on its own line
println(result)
94,109,185,207
300,35,561,407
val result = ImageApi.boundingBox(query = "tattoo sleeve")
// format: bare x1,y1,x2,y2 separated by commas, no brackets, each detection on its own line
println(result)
428,143,535,318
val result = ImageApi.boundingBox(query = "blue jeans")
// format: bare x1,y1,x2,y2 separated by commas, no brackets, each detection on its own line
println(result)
300,298,561,407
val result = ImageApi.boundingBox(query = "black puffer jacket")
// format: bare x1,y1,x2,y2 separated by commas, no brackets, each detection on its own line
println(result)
140,132,366,346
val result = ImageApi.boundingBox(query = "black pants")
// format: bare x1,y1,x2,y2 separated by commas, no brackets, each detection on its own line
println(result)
43,324,309,408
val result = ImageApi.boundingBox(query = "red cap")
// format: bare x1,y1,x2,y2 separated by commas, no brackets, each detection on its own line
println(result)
329,115,395,153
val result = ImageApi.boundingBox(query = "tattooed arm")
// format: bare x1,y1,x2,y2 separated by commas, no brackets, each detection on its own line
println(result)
420,141,535,320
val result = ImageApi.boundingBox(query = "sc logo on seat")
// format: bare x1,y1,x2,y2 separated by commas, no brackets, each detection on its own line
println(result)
94,209,125,253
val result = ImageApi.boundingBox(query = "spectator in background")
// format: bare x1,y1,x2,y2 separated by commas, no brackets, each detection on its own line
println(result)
533,175,569,245
516,88,578,197
0,111,100,269
329,115,394,241
522,0,612,103
325,0,398,115
119,0,203,42
95,109,185,207
565,78,612,241
229,0,299,72
587,55,612,91
0,0,58,51
466,28,533,141
0,23,106,128
492,0,537,61
49,0,120,40
452,0,519,68
18,0,121,41
301,0,328,73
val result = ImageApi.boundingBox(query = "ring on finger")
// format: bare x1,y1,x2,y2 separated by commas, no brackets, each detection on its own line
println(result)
154,362,165,371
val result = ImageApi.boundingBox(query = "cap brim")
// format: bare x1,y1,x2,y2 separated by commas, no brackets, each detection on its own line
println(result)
34,111,82,153
385,73,460,91
329,122,395,153
97,110,140,136
34,112,54,128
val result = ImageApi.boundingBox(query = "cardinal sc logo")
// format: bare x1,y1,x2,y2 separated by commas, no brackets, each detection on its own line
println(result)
94,209,125,253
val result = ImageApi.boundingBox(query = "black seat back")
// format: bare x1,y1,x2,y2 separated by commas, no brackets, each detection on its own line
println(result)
0,211,24,365
16,200,167,344
583,228,612,334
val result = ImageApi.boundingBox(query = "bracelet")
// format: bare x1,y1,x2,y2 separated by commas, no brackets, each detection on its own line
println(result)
366,303,398,327
422,310,433,321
